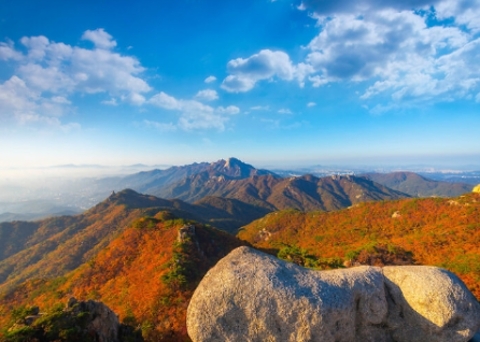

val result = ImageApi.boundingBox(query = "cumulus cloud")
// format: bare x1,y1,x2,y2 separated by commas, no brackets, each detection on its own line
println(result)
222,0,480,107
221,49,297,92
217,105,240,115
298,0,440,15
0,76,79,130
204,75,217,83
307,102,316,107
298,0,480,104
148,91,240,131
81,28,117,49
0,41,22,61
0,29,151,127
195,89,219,101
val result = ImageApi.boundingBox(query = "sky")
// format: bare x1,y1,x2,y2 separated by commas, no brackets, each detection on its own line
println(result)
1,0,480,171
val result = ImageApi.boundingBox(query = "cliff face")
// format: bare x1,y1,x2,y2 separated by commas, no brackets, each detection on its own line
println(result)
187,246,480,342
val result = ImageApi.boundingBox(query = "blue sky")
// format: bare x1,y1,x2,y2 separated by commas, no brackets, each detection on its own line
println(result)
1,0,480,170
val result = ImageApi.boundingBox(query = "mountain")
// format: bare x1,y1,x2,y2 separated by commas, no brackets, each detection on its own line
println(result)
361,171,473,197
97,157,276,195
154,174,410,211
0,210,81,223
1,184,479,341
0,212,246,341
0,200,83,223
0,189,273,294
238,192,480,300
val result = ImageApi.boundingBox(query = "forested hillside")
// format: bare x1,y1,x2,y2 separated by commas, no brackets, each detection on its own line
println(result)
239,193,480,299
0,216,246,341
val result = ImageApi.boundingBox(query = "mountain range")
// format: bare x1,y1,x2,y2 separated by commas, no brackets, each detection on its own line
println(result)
361,171,474,197
1,158,475,223
1,189,479,341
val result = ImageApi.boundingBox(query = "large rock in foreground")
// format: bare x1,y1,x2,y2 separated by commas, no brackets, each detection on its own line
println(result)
187,246,480,342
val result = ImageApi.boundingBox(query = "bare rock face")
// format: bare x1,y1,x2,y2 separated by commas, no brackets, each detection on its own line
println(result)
187,246,480,342
187,246,387,342
383,266,480,342
68,298,120,342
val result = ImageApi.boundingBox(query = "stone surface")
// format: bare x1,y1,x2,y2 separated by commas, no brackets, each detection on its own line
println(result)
187,246,480,342
383,266,480,342
76,299,121,342
187,246,388,342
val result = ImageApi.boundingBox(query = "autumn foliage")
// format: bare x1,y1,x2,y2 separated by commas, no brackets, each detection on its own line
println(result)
238,193,480,299
0,214,246,341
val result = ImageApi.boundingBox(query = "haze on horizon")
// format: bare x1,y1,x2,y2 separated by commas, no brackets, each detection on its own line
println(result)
1,0,480,171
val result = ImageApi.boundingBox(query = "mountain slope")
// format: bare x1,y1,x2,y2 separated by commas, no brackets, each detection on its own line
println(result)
361,171,473,197
0,217,246,341
98,157,276,195
0,189,268,293
238,192,480,299
155,174,410,211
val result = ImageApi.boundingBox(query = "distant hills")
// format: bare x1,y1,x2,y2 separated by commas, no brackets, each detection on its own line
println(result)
0,175,409,294
1,158,476,224
102,158,473,203
155,173,409,211
97,157,274,195
361,171,473,197
0,189,270,294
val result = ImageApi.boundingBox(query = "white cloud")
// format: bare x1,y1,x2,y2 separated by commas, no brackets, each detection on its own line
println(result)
101,98,118,106
221,49,297,92
148,91,240,131
81,29,117,49
299,0,439,15
204,75,217,83
307,102,316,107
143,120,177,132
299,0,480,105
195,89,219,101
278,108,293,114
51,96,71,104
217,105,240,115
220,1,480,107
434,0,480,33
0,76,79,130
149,91,181,110
0,76,39,119
0,41,22,61
250,105,270,111
0,29,151,127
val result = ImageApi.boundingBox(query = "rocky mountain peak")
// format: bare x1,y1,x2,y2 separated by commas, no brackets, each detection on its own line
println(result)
206,157,268,179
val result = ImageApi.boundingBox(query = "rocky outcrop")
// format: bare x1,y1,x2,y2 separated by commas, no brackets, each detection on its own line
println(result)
7,298,143,342
187,246,480,342
473,184,480,193
68,297,121,342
